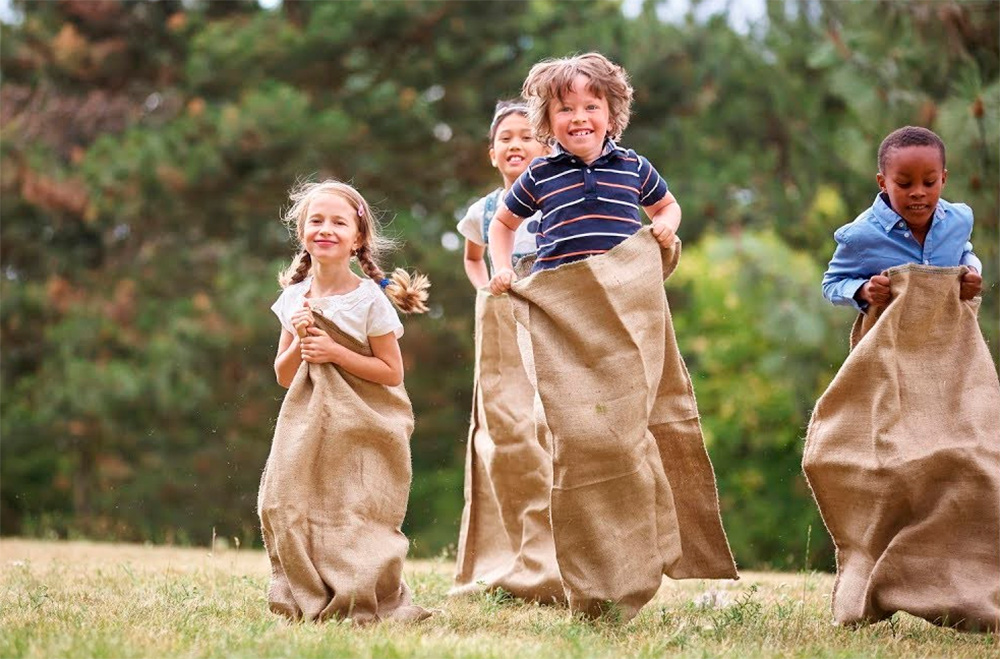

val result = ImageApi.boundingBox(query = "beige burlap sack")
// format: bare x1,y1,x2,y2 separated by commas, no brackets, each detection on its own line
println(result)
804,264,1000,632
258,314,429,624
451,291,564,602
508,228,738,620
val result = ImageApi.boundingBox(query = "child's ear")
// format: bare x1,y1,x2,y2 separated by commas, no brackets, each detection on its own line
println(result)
489,146,499,169
876,172,887,192
941,168,948,186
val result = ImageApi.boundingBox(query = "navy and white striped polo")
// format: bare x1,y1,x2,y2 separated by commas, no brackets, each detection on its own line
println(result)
503,140,668,271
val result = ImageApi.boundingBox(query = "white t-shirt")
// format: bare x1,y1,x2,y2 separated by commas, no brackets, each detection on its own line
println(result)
270,277,403,346
456,188,540,266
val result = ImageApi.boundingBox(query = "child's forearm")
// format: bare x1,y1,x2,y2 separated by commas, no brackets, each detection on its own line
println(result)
332,350,402,387
274,338,303,388
488,220,517,273
650,199,681,233
464,255,490,289
960,245,983,275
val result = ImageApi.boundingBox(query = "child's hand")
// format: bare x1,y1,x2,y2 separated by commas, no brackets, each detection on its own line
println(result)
300,327,344,364
291,301,314,338
858,275,891,307
489,268,517,296
960,270,983,300
650,221,677,249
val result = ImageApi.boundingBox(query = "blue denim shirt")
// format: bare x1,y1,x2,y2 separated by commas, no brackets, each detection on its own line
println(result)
822,194,982,311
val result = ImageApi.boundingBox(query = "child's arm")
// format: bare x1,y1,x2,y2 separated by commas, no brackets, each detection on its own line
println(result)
463,240,490,289
275,328,304,388
644,191,681,248
960,240,983,300
821,228,879,310
274,301,314,388
488,206,522,295
299,327,404,387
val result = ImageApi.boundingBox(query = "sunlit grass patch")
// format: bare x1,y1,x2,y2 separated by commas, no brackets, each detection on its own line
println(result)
1,539,996,658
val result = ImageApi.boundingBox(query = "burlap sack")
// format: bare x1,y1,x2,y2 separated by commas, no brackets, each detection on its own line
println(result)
508,227,738,620
804,264,1000,632
258,314,429,624
451,291,564,602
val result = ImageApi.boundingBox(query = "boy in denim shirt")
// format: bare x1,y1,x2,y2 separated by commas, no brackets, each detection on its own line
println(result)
823,126,982,309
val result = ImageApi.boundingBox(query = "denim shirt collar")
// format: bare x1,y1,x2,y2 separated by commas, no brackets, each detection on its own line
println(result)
873,192,945,233
548,138,625,165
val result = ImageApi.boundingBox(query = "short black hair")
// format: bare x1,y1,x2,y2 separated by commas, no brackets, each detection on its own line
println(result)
878,126,946,173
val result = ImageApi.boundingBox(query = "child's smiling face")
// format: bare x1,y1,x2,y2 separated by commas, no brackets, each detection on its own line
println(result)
547,73,610,164
877,145,948,231
490,113,545,189
302,193,362,264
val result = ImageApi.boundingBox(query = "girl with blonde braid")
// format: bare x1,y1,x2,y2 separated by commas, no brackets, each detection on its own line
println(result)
273,180,428,386
259,179,431,624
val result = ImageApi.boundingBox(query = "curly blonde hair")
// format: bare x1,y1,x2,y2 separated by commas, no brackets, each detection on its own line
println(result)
522,52,633,144
277,179,429,314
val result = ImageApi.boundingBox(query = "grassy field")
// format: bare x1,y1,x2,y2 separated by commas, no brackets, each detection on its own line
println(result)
0,538,995,658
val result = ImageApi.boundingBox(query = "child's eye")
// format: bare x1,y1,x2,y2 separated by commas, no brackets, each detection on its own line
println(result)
587,104,599,110
896,182,911,188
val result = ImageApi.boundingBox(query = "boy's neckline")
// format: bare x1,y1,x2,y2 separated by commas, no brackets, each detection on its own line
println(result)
877,191,939,233
551,138,620,165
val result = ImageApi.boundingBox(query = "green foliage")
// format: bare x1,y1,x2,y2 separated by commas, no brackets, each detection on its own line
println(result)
1,0,997,570
670,231,845,568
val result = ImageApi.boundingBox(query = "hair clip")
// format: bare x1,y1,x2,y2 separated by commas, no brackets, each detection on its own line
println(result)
379,278,391,290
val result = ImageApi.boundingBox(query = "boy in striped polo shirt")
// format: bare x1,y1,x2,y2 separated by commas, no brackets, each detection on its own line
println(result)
488,52,680,293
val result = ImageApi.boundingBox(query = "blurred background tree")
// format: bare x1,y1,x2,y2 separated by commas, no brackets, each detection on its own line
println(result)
2,0,997,570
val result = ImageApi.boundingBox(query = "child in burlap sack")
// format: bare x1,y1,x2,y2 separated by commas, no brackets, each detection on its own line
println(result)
451,99,564,602
808,127,999,632
822,126,982,308
260,179,431,624
487,52,680,287
487,53,737,620
456,99,548,287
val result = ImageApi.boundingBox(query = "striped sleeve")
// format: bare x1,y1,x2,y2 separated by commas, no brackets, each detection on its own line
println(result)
503,169,538,218
637,155,668,207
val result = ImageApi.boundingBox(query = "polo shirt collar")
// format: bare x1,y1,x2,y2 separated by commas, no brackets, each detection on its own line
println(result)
548,138,625,164
873,192,946,233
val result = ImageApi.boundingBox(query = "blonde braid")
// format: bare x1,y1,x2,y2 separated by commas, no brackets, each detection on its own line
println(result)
356,245,430,315
278,250,312,288
355,244,385,282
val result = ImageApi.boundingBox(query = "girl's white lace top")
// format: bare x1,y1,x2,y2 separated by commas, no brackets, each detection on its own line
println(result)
270,277,403,346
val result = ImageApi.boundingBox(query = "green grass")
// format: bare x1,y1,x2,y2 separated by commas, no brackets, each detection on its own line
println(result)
1,539,996,658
